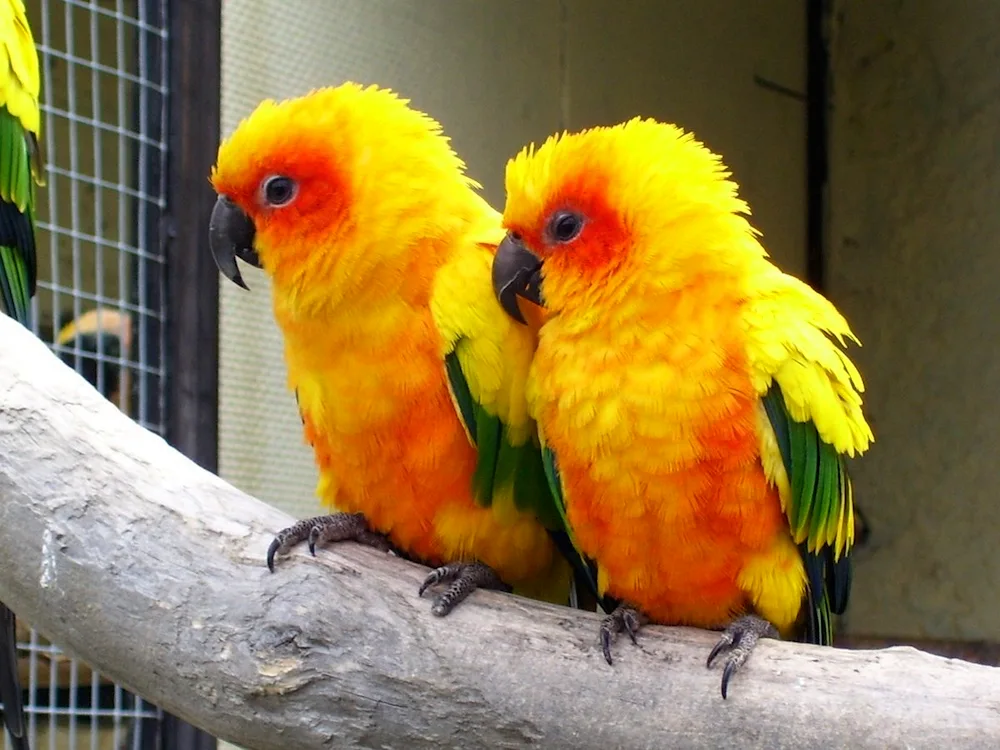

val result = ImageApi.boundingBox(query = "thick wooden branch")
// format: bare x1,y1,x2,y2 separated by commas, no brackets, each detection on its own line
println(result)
0,314,998,750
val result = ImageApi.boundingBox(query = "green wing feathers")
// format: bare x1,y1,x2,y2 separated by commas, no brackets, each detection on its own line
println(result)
443,335,607,610
763,384,853,645
433,234,608,608
0,106,37,325
745,267,872,644
433,241,564,529
0,0,43,326
444,348,561,529
540,443,609,611
765,385,853,554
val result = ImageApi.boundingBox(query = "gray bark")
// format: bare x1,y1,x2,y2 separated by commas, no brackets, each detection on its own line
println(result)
0,314,998,750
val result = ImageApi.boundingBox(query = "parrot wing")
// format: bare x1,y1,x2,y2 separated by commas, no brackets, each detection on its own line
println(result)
0,0,42,326
538,439,613,612
0,2,41,747
431,221,605,608
744,268,873,645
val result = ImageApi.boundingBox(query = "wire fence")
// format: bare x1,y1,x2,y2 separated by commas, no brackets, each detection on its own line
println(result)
15,0,170,747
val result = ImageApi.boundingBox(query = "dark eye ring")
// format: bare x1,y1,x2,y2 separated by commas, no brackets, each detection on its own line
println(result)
549,211,584,243
262,175,298,207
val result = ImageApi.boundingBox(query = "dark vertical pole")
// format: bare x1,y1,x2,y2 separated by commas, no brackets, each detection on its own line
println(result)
136,0,166,432
806,0,830,291
160,0,222,747
164,0,222,472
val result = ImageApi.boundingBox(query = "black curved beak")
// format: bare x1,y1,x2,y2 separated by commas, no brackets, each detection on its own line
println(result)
491,233,544,325
209,195,262,290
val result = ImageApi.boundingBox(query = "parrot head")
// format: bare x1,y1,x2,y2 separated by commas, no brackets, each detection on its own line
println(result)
55,308,133,412
492,117,757,323
209,82,478,309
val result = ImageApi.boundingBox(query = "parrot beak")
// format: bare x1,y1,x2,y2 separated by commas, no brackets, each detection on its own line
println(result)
492,233,544,325
209,195,262,290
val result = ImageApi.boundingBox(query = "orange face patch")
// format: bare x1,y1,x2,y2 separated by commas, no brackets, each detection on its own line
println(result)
212,126,351,251
210,83,482,300
506,167,633,284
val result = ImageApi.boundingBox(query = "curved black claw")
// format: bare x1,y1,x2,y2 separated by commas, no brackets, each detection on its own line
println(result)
418,561,511,616
600,603,647,665
266,537,283,571
266,512,392,572
706,614,780,699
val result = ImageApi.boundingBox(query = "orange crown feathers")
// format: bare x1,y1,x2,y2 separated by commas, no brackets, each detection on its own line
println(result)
208,82,492,304
499,117,768,293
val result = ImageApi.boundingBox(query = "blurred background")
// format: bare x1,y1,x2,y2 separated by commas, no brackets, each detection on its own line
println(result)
11,0,1000,747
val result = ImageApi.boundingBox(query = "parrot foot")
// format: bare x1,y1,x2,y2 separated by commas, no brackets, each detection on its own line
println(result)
418,561,512,616
600,603,648,665
706,614,779,699
266,512,394,572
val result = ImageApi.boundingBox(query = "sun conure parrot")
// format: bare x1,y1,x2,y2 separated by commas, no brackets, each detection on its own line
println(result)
491,117,873,698
55,308,133,412
0,0,44,746
208,83,605,617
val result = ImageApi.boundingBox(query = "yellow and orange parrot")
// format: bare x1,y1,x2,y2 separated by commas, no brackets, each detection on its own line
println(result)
0,0,43,746
55,308,133,412
491,118,873,697
209,83,604,617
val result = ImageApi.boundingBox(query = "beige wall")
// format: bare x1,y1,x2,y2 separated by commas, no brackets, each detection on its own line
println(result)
563,0,807,276
219,0,808,523
828,1,1000,640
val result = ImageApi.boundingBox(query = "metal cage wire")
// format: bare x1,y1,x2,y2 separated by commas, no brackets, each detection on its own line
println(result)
14,0,169,747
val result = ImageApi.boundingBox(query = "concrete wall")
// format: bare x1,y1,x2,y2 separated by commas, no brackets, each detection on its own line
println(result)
218,0,808,523
828,1,1000,640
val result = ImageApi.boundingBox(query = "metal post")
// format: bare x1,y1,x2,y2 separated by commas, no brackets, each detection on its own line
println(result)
159,0,222,746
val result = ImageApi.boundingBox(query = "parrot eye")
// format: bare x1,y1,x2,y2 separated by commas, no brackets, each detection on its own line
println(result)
548,211,584,244
261,175,298,207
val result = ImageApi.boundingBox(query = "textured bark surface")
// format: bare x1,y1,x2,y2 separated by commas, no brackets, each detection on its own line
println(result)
0,315,998,750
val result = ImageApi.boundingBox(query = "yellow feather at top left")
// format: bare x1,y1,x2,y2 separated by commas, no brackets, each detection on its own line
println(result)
0,0,40,134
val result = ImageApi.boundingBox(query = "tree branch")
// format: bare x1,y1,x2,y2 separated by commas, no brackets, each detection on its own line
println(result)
0,314,997,750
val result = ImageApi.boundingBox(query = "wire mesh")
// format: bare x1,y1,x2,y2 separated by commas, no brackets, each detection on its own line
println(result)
14,0,170,747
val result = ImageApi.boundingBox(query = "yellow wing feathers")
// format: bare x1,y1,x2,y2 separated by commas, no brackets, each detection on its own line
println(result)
431,220,537,445
1,0,41,136
743,265,873,458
